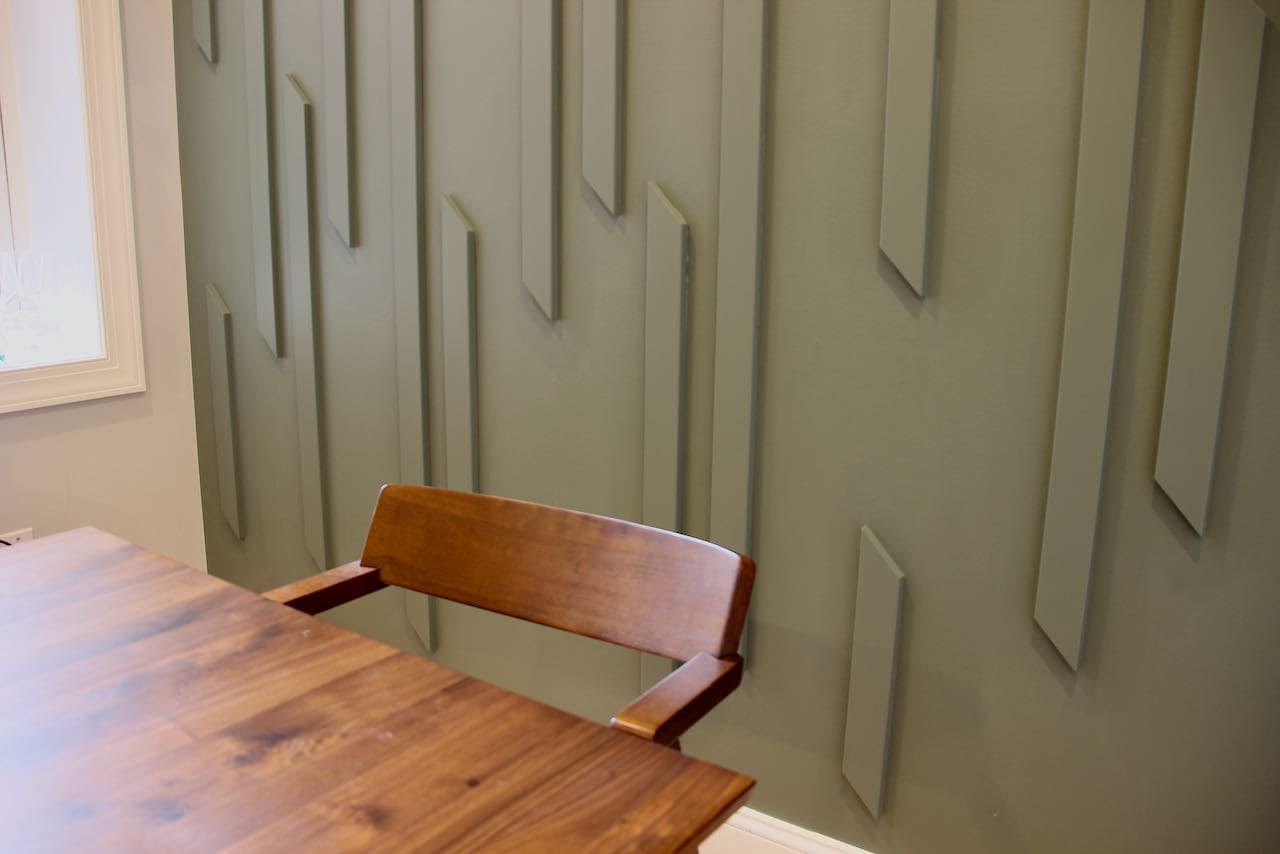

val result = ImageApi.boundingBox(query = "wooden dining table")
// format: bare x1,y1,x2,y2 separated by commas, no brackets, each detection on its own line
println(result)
0,528,753,852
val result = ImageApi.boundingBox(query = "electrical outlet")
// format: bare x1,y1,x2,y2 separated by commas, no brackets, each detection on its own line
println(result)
1,528,33,545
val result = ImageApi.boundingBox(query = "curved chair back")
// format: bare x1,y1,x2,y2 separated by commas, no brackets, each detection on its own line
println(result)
360,484,754,661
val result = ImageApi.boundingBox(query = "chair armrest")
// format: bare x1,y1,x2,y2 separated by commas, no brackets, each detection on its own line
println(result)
261,561,386,615
610,652,743,747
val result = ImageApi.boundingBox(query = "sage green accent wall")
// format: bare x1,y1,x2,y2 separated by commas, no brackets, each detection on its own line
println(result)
174,2,1280,852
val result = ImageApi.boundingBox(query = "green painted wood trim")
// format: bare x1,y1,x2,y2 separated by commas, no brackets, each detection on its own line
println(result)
1034,0,1147,672
323,0,355,247
582,0,624,215
245,0,281,356
206,284,243,539
520,0,561,320
639,181,690,691
842,526,905,820
709,0,767,660
879,0,939,297
1154,0,1265,535
442,194,478,494
284,73,330,570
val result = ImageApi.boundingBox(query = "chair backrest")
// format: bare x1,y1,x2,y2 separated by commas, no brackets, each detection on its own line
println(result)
360,485,755,661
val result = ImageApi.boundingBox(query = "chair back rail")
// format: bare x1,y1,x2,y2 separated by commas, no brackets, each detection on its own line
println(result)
360,484,754,661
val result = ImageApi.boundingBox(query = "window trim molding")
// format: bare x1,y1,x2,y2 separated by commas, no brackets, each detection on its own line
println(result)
0,0,144,414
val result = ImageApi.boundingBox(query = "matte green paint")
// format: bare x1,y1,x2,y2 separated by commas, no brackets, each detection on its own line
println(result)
205,283,243,539
283,73,329,571
174,2,1280,852
842,526,905,819
1154,0,1265,535
1034,0,1147,672
639,181,689,691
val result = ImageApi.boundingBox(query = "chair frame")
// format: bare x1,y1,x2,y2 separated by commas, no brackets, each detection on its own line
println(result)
264,485,754,748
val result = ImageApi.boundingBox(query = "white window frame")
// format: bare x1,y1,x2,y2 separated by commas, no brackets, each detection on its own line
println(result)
0,0,144,414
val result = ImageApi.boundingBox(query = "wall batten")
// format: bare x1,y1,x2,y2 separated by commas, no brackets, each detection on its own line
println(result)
879,0,939,297
323,0,355,247
245,0,280,356
639,181,690,690
842,526,906,820
205,284,242,539
442,194,479,494
1033,0,1147,672
1153,0,1265,535
520,0,561,319
283,74,330,570
709,0,768,659
582,0,624,215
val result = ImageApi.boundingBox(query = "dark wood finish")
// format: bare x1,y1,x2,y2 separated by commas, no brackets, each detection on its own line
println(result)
611,652,744,747
0,528,754,852
266,484,756,747
260,560,385,614
359,484,755,661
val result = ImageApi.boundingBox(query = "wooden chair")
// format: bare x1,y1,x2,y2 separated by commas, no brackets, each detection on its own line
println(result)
264,484,755,749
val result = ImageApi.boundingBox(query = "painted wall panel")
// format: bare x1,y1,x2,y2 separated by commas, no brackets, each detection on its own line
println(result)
582,0,623,215
244,0,280,356
205,284,242,539
390,0,428,489
640,182,689,690
389,0,435,654
520,0,560,320
1154,0,1265,535
442,194,478,494
879,0,938,297
192,0,215,64
842,526,905,820
709,0,767,656
1033,0,1147,672
284,74,330,570
323,0,355,247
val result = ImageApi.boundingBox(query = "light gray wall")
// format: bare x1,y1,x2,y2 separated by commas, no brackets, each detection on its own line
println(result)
173,2,1280,852
0,0,205,571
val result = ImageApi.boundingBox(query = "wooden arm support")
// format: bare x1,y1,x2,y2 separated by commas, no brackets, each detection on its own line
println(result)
262,561,387,615
609,652,743,747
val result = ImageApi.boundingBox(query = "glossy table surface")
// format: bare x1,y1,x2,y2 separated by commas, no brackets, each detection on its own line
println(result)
0,528,753,852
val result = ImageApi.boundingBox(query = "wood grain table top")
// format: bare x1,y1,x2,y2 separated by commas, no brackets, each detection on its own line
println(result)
0,528,753,852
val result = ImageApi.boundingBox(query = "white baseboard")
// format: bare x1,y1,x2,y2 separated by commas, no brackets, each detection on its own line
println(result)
702,807,873,854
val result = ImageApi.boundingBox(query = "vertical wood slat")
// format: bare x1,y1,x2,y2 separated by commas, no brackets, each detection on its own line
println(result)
879,0,939,297
708,0,768,658
1154,0,1265,535
1033,0,1147,672
442,195,479,494
205,284,243,539
323,0,355,247
192,0,215,64
244,0,281,356
389,0,436,654
520,0,561,320
284,74,330,571
639,182,690,691
582,0,623,215
842,526,905,820
390,0,428,490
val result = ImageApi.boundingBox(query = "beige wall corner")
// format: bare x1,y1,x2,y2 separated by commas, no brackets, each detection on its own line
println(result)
0,0,205,570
